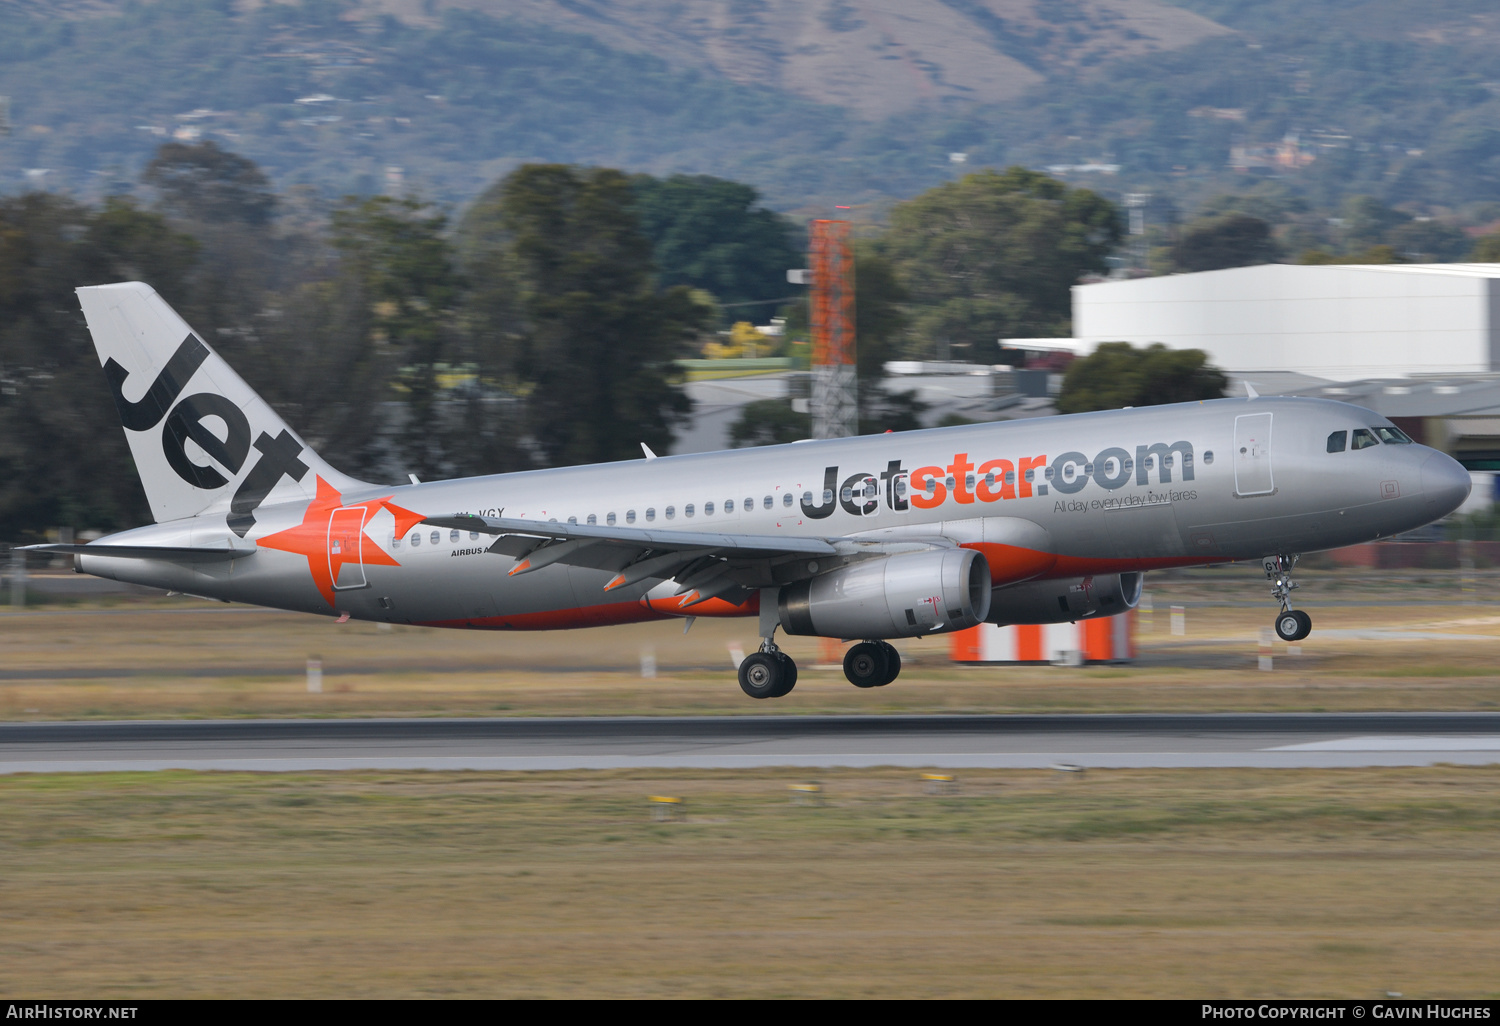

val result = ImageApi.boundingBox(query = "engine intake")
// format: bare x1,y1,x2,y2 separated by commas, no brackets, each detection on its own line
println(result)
987,572,1143,625
778,547,992,639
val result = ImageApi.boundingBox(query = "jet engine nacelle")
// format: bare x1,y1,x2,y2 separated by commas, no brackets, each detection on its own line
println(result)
987,572,1143,625
777,547,992,639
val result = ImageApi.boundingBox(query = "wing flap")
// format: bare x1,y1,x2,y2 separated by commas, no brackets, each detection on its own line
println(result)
424,513,838,557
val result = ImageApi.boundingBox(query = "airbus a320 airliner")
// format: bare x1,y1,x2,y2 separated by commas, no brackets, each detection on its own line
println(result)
28,283,1472,698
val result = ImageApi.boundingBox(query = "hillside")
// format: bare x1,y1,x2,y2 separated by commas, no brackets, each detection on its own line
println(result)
1,1,1499,218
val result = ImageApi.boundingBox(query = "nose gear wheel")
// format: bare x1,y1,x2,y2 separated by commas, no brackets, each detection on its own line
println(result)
1265,553,1312,642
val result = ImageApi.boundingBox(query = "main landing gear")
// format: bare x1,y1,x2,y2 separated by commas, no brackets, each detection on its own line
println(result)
1266,553,1313,642
843,641,902,689
738,640,798,700
735,635,903,698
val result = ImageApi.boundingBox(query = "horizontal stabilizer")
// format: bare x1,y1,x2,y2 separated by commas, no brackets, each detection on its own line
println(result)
21,543,254,564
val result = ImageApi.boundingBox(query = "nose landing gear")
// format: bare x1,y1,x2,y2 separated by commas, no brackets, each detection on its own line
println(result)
1266,554,1312,642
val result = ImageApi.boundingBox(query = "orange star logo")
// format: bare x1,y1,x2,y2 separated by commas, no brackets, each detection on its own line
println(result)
258,476,425,606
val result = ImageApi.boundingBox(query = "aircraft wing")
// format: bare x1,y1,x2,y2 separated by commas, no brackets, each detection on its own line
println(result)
21,543,253,564
422,512,845,605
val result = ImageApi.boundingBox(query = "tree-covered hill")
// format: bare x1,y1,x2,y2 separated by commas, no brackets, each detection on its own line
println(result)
2,1,1500,217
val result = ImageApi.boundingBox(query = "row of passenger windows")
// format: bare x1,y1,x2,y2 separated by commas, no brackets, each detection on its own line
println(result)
389,493,806,549
569,492,800,526
392,529,482,549
1327,426,1413,453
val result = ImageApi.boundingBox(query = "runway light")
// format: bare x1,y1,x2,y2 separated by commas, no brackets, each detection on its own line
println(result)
922,772,959,795
788,782,823,805
648,795,682,821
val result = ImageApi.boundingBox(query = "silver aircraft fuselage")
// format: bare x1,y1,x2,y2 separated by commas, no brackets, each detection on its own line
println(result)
77,395,1471,629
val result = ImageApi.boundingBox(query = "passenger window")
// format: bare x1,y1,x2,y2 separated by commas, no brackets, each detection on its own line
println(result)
1352,428,1379,450
665,506,676,520
429,530,440,545
724,499,734,513
745,497,755,511
705,501,715,515
644,508,654,522
606,512,616,526
469,531,479,541
823,488,833,504
1376,426,1413,444
391,535,402,550
626,510,636,524
567,516,577,525
1203,451,1214,465
1327,431,1347,453
781,493,792,507
685,503,695,517
586,514,597,525
802,490,812,505
449,529,460,542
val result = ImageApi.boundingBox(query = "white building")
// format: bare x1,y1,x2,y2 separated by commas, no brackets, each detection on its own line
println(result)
1073,263,1500,381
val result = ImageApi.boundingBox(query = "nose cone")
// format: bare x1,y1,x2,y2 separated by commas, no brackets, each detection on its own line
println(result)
1420,451,1471,518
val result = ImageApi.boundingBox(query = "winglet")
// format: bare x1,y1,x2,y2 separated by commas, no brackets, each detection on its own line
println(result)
1245,381,1260,400
641,443,657,460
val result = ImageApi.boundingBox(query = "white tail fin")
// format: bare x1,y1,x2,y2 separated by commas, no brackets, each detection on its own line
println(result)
77,282,368,534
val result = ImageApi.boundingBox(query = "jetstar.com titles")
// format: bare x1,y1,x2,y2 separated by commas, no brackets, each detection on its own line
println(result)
799,440,1198,519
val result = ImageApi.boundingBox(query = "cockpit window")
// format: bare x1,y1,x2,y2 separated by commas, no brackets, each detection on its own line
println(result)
1327,430,1347,453
1375,425,1413,445
1351,428,1380,450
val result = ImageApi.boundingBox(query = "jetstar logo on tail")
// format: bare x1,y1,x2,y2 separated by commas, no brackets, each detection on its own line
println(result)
258,477,425,606
105,334,310,536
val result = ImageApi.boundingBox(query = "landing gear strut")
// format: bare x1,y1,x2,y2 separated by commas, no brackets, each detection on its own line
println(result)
740,612,797,699
1265,553,1312,642
843,641,902,688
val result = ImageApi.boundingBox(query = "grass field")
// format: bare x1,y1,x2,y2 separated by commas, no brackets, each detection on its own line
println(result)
1,766,1497,998
2,566,1500,718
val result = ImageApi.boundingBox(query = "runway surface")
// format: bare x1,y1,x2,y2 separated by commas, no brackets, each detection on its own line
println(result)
3,713,1500,772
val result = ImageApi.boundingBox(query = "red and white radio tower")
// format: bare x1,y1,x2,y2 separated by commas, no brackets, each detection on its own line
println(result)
808,219,857,439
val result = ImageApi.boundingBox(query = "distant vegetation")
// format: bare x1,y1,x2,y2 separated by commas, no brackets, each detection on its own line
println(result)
3,1,1500,216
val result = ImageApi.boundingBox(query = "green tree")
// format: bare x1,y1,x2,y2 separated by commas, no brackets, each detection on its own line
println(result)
1341,196,1409,253
328,196,466,480
462,164,709,466
0,194,200,538
1472,233,1500,262
1298,245,1402,265
853,248,926,433
1387,219,1470,262
630,174,803,311
1057,342,1227,415
1170,213,1278,272
877,167,1120,363
142,140,276,227
729,399,808,448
